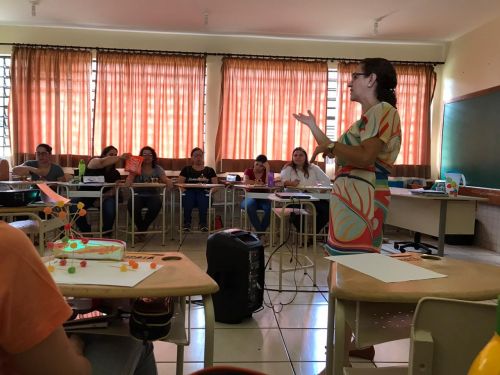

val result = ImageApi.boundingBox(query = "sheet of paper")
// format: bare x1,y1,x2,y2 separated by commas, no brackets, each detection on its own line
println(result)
37,183,70,204
325,253,447,283
46,260,162,287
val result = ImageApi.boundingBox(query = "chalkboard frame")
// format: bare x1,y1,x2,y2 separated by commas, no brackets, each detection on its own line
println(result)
440,85,500,189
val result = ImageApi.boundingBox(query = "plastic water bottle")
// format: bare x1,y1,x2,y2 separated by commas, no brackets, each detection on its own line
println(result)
78,159,86,183
267,172,275,187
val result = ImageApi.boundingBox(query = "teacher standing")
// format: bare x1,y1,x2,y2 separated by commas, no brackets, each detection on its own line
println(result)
294,58,401,255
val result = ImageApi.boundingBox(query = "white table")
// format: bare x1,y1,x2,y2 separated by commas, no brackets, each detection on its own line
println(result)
175,183,225,245
386,187,487,256
268,193,319,290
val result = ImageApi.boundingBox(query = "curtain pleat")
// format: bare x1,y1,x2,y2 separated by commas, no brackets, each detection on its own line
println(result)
9,47,92,165
215,58,328,167
93,52,206,157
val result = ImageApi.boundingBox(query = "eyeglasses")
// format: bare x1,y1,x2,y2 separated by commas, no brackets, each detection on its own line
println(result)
352,72,369,79
36,151,49,156
142,153,153,157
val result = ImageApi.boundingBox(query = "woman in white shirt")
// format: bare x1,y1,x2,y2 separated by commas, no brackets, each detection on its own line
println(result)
280,147,331,234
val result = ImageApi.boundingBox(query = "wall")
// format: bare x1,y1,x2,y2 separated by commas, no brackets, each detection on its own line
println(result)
438,15,500,252
0,25,446,167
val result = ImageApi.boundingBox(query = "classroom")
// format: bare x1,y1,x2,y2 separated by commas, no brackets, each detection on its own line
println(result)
1,1,500,374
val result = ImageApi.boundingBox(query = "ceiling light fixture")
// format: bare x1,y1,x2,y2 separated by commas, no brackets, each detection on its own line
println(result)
203,11,209,28
372,10,397,36
30,0,40,17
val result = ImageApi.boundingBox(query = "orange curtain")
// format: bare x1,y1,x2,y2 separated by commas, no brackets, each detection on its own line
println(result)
216,58,328,166
9,47,92,165
394,64,435,165
337,61,435,168
93,52,205,157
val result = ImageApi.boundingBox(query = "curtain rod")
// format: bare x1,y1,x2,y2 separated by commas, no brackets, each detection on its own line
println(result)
0,42,445,65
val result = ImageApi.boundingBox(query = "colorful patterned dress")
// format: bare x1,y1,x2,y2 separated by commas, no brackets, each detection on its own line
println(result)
326,102,401,254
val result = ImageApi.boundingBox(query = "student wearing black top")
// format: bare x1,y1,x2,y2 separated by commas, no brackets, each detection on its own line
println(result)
178,147,217,231
74,146,130,235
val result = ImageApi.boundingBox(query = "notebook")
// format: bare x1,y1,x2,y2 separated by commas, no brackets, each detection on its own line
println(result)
275,192,312,200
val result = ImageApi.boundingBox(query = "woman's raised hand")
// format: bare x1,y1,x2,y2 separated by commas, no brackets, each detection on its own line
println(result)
293,110,317,129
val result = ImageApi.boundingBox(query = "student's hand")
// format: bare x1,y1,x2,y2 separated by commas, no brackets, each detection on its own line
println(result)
287,179,300,187
293,110,317,129
263,161,271,171
120,153,132,161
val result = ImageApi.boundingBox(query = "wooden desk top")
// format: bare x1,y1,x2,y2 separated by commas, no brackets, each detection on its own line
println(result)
234,184,281,191
0,203,47,214
175,183,224,189
57,252,219,298
329,257,500,303
390,187,488,202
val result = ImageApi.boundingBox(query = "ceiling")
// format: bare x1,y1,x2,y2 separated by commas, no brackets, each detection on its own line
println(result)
1,0,500,43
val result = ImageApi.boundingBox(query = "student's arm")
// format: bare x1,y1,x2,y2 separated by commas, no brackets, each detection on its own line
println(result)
12,164,35,177
281,167,300,188
88,153,130,169
243,173,254,184
13,328,91,375
158,167,173,189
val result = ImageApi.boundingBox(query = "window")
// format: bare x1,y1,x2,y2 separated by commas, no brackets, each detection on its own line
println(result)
326,68,338,141
0,55,11,158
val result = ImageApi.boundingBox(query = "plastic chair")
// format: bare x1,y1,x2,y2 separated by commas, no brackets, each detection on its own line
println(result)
344,297,497,375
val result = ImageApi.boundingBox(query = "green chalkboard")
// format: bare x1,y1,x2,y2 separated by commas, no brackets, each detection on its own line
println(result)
441,86,500,189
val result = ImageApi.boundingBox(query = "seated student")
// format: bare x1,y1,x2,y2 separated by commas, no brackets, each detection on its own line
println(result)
125,146,173,238
0,158,9,181
178,147,218,232
280,146,331,234
74,145,130,236
12,143,66,182
0,221,157,375
241,154,272,235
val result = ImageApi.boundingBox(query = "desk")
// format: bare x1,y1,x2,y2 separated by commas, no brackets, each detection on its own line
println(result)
386,188,487,256
175,183,224,244
0,204,65,255
116,183,170,247
268,193,319,290
325,257,500,375
58,182,117,237
56,252,219,375
234,184,281,233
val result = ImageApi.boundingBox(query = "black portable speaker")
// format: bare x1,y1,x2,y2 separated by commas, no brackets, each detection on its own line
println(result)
206,229,265,324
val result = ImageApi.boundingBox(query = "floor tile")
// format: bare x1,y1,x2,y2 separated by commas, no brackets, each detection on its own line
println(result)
280,328,327,362
189,303,279,329
267,286,328,305
213,328,289,362
274,304,329,329
292,361,326,375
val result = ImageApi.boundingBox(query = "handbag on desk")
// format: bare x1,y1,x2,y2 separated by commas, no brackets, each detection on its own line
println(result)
129,297,174,341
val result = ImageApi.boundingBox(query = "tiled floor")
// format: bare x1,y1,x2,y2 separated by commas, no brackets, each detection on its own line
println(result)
126,225,500,375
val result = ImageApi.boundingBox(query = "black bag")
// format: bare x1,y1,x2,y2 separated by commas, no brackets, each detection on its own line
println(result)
129,297,174,341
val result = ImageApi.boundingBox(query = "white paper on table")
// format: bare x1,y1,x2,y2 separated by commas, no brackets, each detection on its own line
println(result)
325,253,447,283
46,260,163,287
